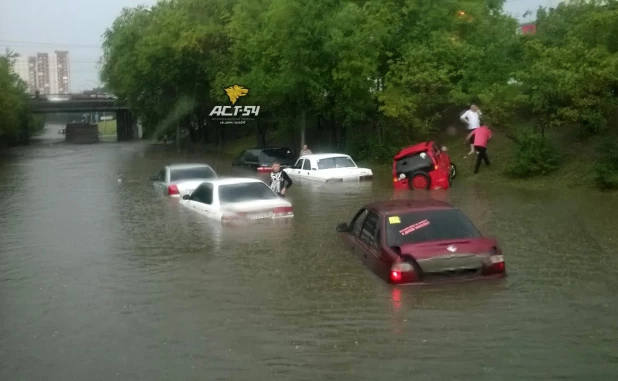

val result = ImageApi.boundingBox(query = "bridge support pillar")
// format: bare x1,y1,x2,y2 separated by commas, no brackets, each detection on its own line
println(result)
116,110,136,141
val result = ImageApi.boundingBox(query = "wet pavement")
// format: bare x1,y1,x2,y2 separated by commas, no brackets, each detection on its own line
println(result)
1,123,618,380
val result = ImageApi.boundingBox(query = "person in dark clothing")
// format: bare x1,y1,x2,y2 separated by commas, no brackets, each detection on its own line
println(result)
269,161,293,196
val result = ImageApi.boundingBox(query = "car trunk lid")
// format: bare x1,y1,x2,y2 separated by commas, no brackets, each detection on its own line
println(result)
399,238,496,277
222,199,293,220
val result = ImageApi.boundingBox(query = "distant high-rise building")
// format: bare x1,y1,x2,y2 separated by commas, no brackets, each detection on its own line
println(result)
27,57,37,94
10,51,71,94
12,55,30,88
55,51,70,94
36,53,51,94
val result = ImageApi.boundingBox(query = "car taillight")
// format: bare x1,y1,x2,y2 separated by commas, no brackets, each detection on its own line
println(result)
168,184,179,195
273,206,293,217
257,166,272,172
485,255,506,274
484,247,506,275
390,262,417,284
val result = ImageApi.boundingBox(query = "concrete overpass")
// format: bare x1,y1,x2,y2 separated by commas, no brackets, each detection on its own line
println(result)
28,95,137,141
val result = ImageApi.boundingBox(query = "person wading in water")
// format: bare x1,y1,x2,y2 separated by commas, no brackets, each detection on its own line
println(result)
269,161,293,197
465,124,492,174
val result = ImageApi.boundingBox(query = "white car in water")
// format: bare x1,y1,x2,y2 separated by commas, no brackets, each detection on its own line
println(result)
284,153,373,182
151,163,217,197
179,178,294,222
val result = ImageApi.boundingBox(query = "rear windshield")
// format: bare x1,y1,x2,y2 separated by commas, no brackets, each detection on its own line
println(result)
386,209,482,247
218,182,278,204
261,148,294,162
394,153,432,174
317,156,356,170
170,167,216,182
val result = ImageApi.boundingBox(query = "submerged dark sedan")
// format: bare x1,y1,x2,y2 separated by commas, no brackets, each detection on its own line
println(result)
336,200,506,285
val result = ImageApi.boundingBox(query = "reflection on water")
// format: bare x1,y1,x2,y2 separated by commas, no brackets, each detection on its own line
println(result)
1,129,618,380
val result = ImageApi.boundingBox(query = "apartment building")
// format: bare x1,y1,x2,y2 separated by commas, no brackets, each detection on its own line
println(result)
11,51,71,95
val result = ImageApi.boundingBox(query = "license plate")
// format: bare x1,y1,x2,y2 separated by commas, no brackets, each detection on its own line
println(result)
247,212,273,220
489,255,504,264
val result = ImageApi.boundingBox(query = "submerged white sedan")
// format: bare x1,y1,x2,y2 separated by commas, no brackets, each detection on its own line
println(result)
284,153,373,182
151,163,217,197
179,178,294,223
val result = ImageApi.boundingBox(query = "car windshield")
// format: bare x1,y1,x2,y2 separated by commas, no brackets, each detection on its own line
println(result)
218,182,278,204
262,148,294,163
386,209,482,247
170,167,216,182
317,156,356,170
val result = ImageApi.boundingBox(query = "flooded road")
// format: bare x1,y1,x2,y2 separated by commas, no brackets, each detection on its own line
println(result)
2,124,618,380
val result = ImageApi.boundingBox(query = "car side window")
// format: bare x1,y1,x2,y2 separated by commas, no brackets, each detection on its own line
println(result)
157,169,166,181
294,159,304,169
360,212,380,246
351,209,369,237
302,159,311,170
235,150,247,163
432,144,441,157
245,150,259,163
190,185,205,203
202,184,213,205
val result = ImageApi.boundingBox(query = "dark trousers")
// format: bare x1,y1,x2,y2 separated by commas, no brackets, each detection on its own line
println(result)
474,146,490,173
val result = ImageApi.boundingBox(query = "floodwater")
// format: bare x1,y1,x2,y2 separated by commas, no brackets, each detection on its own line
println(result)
1,123,618,381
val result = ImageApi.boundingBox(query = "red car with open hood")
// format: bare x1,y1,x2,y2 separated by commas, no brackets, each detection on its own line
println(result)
335,199,506,285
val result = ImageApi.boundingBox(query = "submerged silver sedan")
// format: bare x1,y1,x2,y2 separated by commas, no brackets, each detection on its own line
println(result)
150,163,217,197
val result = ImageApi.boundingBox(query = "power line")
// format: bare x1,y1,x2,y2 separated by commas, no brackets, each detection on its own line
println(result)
0,40,101,48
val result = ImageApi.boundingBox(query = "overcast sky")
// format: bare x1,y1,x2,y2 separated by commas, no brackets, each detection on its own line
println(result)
0,0,557,92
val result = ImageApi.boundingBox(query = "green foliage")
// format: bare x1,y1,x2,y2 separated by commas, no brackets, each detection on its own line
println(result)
97,0,618,192
593,139,618,189
505,131,559,178
0,52,43,147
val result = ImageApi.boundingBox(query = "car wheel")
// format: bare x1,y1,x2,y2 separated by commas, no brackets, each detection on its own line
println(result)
449,163,457,179
408,172,430,190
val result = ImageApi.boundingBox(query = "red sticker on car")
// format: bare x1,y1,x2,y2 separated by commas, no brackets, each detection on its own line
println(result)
399,219,430,235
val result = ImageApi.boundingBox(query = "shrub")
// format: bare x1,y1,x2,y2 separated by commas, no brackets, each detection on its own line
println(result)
505,132,559,178
592,140,618,190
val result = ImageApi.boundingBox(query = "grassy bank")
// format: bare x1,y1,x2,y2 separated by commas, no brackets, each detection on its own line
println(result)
201,129,606,191
98,120,117,136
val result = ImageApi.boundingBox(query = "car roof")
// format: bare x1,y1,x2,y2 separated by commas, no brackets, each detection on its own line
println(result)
363,199,454,214
245,147,291,151
198,177,264,186
299,153,352,160
394,141,435,160
167,163,214,170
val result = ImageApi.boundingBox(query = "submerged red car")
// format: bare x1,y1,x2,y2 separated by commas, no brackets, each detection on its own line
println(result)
335,199,506,285
393,141,456,190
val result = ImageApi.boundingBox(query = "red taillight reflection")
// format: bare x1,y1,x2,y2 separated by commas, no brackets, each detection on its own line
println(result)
168,184,179,195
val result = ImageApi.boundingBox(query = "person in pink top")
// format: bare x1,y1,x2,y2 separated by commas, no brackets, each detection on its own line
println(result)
465,125,492,174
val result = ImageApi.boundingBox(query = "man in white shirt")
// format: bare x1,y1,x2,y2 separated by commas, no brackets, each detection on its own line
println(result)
460,105,482,155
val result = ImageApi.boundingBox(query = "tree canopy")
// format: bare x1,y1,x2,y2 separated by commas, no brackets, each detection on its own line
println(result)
99,0,618,162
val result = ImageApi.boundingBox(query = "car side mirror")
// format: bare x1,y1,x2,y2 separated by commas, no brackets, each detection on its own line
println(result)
182,195,190,200
149,175,157,181
336,223,349,232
